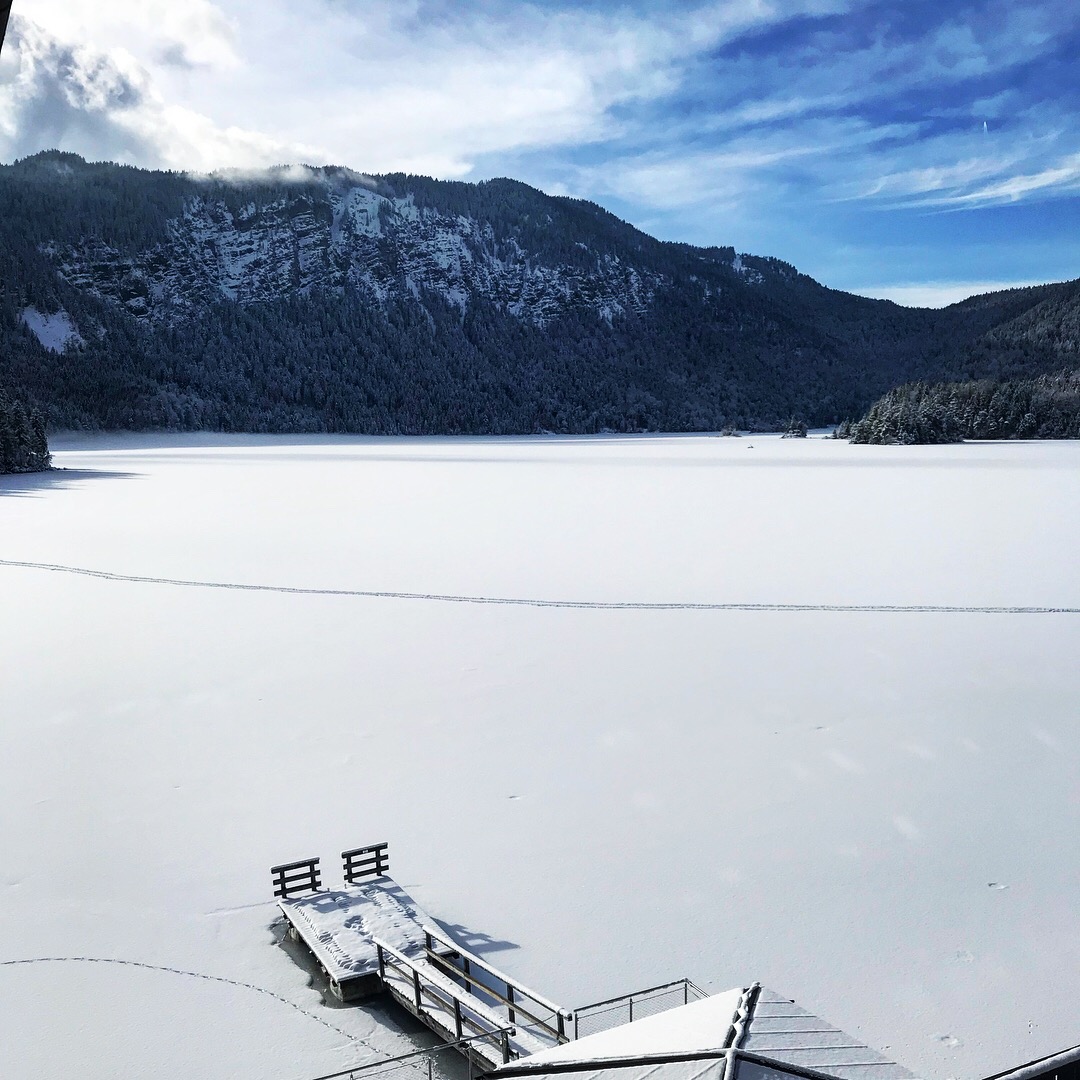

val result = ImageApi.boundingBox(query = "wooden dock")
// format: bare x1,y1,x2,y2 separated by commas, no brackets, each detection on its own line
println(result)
273,843,572,1072
278,875,441,1001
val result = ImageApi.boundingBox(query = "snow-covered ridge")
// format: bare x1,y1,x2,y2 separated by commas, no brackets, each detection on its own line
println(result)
47,178,665,326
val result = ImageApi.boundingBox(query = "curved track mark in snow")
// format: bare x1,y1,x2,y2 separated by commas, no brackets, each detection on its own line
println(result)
1,558,1078,614
0,956,375,1049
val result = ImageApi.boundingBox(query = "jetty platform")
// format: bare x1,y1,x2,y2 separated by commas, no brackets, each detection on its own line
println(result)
279,875,440,1001
273,843,572,1071
273,842,1079,1080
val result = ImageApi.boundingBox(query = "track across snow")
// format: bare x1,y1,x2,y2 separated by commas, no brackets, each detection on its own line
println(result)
1,557,1077,615
0,957,371,1048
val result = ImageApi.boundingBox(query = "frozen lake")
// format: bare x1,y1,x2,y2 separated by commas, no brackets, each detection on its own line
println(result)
2,434,1078,1080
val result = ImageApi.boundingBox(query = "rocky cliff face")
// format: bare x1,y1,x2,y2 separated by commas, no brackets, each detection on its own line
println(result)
44,172,667,325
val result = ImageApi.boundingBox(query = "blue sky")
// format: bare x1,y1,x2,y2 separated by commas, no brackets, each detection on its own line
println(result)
2,0,1079,304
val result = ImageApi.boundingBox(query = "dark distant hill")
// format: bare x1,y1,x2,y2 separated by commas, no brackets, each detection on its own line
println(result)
1,150,1078,434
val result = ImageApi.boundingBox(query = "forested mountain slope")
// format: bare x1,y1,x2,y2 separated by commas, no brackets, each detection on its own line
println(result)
843,369,1080,444
1,150,1077,433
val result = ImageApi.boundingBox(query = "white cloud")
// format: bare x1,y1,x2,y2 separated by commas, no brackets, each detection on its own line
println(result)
0,0,858,176
0,17,324,171
586,115,922,211
836,119,1080,210
654,0,1080,214
931,154,1080,206
8,0,1071,216
23,0,241,71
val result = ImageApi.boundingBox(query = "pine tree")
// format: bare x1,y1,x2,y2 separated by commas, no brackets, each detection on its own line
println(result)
0,386,52,473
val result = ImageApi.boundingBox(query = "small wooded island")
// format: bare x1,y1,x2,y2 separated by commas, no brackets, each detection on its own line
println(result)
0,387,51,474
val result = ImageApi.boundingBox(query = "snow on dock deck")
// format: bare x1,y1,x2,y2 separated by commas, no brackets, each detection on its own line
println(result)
279,876,436,994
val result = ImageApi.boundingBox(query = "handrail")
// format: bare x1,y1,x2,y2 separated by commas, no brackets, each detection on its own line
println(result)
421,923,572,1018
373,936,513,1045
575,977,707,1014
980,1043,1080,1080
424,947,565,1042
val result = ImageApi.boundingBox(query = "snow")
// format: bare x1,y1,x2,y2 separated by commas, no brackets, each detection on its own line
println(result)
522,989,745,1063
337,186,386,240
19,306,83,352
508,1060,724,1080
742,988,915,1080
1,434,1079,1080
730,255,764,285
507,985,916,1080
281,879,438,981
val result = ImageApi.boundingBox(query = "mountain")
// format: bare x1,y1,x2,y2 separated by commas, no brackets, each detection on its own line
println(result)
1,150,1078,434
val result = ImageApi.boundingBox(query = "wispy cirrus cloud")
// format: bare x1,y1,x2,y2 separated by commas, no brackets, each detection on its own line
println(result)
578,0,1080,211
582,115,924,213
865,146,1080,209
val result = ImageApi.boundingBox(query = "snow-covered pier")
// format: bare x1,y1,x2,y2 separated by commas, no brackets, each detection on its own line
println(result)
274,855,436,1002
273,843,1080,1080
273,843,573,1071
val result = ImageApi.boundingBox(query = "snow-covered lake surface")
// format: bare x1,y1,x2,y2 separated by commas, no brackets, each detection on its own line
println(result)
2,434,1078,1080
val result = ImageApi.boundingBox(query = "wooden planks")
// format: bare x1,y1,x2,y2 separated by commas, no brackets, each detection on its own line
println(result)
270,857,321,898
342,842,389,883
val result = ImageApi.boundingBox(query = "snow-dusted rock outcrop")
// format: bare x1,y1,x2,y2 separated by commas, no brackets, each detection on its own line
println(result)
49,177,666,326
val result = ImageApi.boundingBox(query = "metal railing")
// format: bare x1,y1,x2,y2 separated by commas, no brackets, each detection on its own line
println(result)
422,924,572,1047
374,937,513,1066
571,978,710,1039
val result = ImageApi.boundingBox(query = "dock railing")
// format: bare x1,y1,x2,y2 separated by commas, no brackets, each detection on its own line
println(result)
342,842,390,883
422,923,573,1046
374,936,513,1066
270,857,322,898
571,978,710,1039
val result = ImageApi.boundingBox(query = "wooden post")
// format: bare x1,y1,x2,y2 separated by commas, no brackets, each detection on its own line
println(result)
501,1029,510,1064
377,943,386,981
629,996,634,1022
413,967,422,1009
462,956,472,994
453,997,463,1040
557,1011,565,1041
507,984,516,1025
